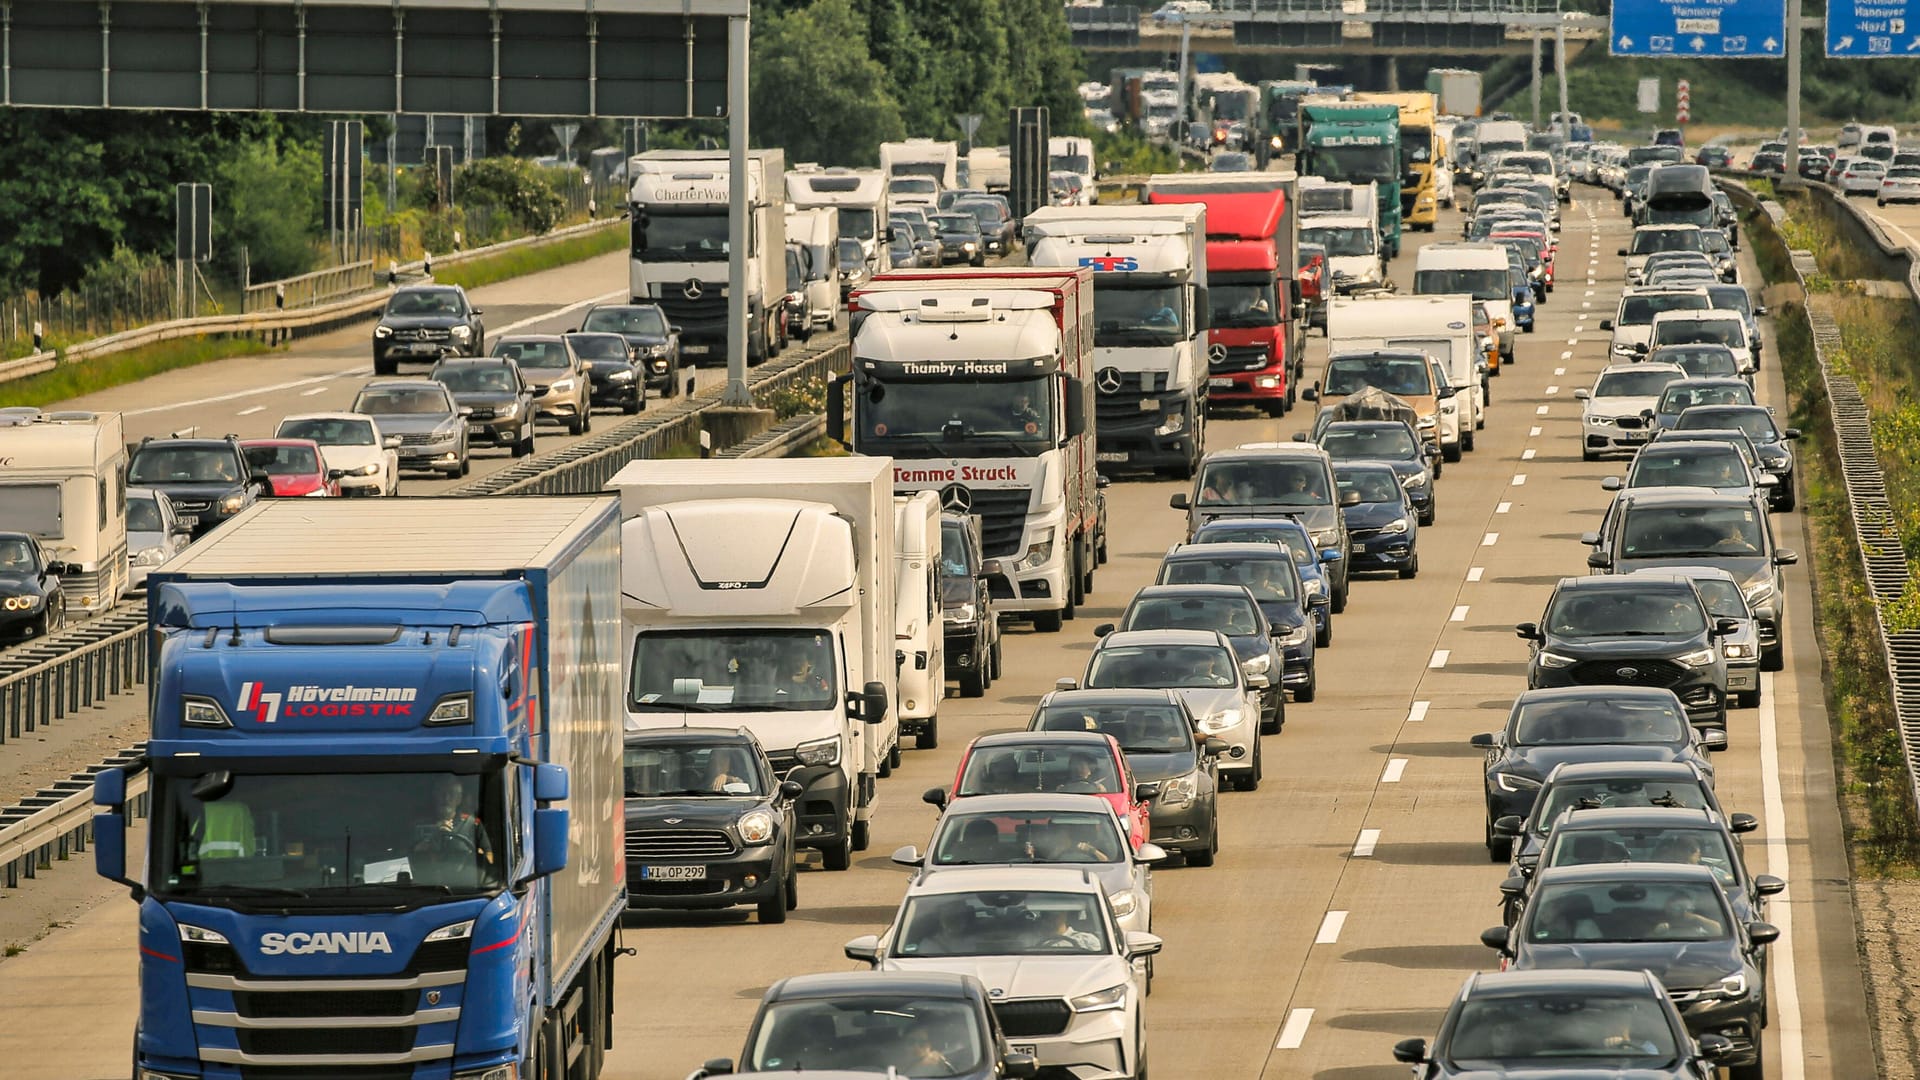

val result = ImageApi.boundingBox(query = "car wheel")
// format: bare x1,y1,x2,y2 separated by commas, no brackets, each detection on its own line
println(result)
1737,688,1762,709
1728,1042,1765,1080
1187,824,1217,868
785,864,799,911
756,882,788,924
1582,447,1599,462
1421,504,1436,527
1033,608,1065,633
581,406,592,433
851,817,870,852
1399,554,1419,580
888,741,902,771
515,432,535,458
663,365,680,398
1315,614,1332,649
374,356,396,376
820,831,852,872
1761,641,1784,672
1486,817,1513,861
1261,400,1287,418
990,636,1004,677
568,412,586,436
1244,742,1262,789
623,394,642,416
1295,666,1316,703
918,716,939,751
1464,427,1476,452
1331,579,1348,615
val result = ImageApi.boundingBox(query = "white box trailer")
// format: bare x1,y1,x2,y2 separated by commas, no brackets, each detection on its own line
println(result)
892,491,944,748
608,458,897,870
0,410,128,615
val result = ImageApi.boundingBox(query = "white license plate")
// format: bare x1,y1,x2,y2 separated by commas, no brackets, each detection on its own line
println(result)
1096,452,1129,463
1011,1044,1037,1057
1623,431,1649,442
176,515,199,528
1208,377,1234,389
640,864,707,881
682,344,710,355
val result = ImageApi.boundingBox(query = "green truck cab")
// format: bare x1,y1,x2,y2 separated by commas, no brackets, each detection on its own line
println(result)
1297,103,1403,258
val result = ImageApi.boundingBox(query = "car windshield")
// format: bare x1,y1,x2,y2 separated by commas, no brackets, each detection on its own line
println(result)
1336,467,1403,503
1545,588,1708,637
894,890,1110,958
746,996,986,1077
1621,504,1765,558
1322,425,1419,462
1653,347,1738,377
939,523,972,578
931,809,1129,866
1677,408,1779,442
1546,828,1737,887
1706,287,1753,317
130,447,239,484
1124,595,1261,636
1160,555,1299,604
242,444,319,476
1535,779,1713,827
1659,383,1753,415
1632,230,1704,254
1197,460,1329,507
622,741,765,797
1413,268,1510,300
1299,225,1376,257
1325,356,1431,397
1514,697,1689,745
1449,993,1678,1063
434,365,519,393
838,238,866,264
355,387,451,416
1192,525,1314,564
1087,643,1240,690
565,335,631,361
1092,283,1185,347
932,215,976,232
957,744,1121,796
1618,293,1710,325
278,418,375,446
1526,879,1730,944
385,289,465,316
492,340,571,369
581,307,668,335
127,497,164,532
1685,577,1749,620
628,629,838,712
1654,319,1744,348
1628,448,1748,490
1593,369,1684,398
1033,702,1196,755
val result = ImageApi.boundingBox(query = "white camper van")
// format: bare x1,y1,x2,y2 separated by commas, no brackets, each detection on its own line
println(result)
0,410,129,616
892,491,944,752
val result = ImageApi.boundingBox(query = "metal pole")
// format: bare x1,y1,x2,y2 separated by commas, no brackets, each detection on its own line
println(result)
1530,30,1542,129
723,15,751,407
1176,20,1191,138
1555,19,1569,131
1784,0,1802,180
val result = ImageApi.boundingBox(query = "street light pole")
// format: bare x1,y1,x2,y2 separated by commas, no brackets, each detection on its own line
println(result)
724,15,752,406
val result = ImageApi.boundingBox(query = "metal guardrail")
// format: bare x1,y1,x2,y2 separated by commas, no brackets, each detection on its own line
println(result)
721,413,829,460
243,259,376,314
0,745,148,890
0,617,147,746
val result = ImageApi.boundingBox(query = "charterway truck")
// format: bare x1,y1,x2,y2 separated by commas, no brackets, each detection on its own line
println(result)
608,458,897,872
1144,174,1306,419
94,496,625,1080
630,148,788,366
1326,293,1486,460
1298,102,1403,258
834,267,1098,634
880,139,960,191
1023,203,1209,477
0,409,128,616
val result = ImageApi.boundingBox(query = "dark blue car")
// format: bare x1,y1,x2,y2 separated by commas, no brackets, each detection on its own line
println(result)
1156,542,1318,703
1507,254,1536,332
1334,463,1419,578
1190,517,1339,647
1316,420,1436,526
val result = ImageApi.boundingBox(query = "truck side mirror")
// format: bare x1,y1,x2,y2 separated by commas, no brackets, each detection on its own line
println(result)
1064,377,1088,439
529,806,571,880
1190,285,1209,333
827,373,851,447
92,768,141,894
533,762,570,803
856,681,888,724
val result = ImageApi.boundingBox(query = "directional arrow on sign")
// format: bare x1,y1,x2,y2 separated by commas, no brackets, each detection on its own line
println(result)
1908,36,1920,50
1690,35,1707,49
1835,35,1855,49
1764,37,1779,50
1619,34,1634,49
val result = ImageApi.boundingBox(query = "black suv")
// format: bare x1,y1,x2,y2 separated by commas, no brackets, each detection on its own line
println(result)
622,726,802,924
575,303,682,398
1672,404,1800,512
939,512,1003,709
372,285,485,375
126,436,268,538
1518,575,1735,726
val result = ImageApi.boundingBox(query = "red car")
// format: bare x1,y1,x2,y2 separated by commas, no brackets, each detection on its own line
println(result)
240,438,340,498
1491,228,1556,292
926,730,1152,851
1296,243,1328,328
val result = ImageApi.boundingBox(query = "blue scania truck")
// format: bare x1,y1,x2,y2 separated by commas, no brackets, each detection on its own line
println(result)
92,496,626,1080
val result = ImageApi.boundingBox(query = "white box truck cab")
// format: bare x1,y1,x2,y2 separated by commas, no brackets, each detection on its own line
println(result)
789,167,889,272
1048,136,1097,205
610,458,898,872
892,491,945,750
1326,294,1485,460
969,147,1013,194
1299,212,1385,295
629,148,788,366
836,268,1098,635
786,206,842,334
1413,243,1516,364
1023,204,1209,477
881,139,959,208
0,410,128,615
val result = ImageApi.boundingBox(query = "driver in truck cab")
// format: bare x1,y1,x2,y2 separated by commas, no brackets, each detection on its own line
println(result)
416,775,494,868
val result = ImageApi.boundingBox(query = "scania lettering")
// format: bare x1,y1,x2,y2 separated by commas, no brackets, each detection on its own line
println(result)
1145,173,1306,419
630,148,788,365
1024,203,1209,476
836,268,1098,635
1298,102,1404,257
94,497,626,1080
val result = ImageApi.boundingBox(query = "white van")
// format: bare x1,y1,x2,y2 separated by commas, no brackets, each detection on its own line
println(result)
1327,294,1485,459
1413,243,1515,363
786,206,841,333
0,410,129,615
1300,213,1385,293
892,491,944,751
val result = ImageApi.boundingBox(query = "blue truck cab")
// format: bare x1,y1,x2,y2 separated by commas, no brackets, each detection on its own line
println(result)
92,497,625,1080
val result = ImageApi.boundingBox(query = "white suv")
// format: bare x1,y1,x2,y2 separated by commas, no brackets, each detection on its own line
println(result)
845,866,1160,1080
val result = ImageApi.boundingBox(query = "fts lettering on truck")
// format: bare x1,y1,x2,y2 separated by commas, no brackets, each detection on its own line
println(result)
237,682,419,723
258,931,393,956
1079,256,1141,272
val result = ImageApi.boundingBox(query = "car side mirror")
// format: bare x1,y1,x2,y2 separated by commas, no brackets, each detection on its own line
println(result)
1003,1052,1039,1080
1493,814,1525,836
471,309,485,317
1757,474,1778,487
1514,622,1542,641
1783,427,1801,439
1702,728,1730,752
979,558,1006,578
1728,812,1760,834
1392,1038,1429,1065
1168,492,1190,511
1479,925,1512,953
1203,737,1229,756
1747,921,1781,946
1134,781,1162,802
1599,318,1615,331
695,1058,736,1078
327,467,349,480
170,523,194,537
1301,386,1319,401
843,935,881,964
669,324,684,334
778,779,805,801
1093,623,1115,637
249,471,273,487
1470,732,1497,748
1320,550,1343,563
1586,550,1610,569
1063,377,1088,439
1135,842,1169,865
1714,618,1742,637
1617,247,1628,256
1340,489,1362,507
1055,677,1080,692
922,787,948,809
1498,874,1528,897
1756,305,1770,317
890,845,922,867
1579,531,1601,546
384,435,404,449
1755,873,1787,896
1573,387,1590,400
1291,431,1308,443
1774,549,1799,566
1123,931,1164,958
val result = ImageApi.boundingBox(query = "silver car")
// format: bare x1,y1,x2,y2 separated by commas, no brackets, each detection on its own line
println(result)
1069,628,1264,792
126,486,191,591
1634,565,1762,709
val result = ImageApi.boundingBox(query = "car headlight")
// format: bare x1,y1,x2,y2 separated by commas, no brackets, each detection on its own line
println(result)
1242,653,1273,675
1537,651,1578,669
1155,412,1186,437
1,593,42,611
607,368,635,382
1702,971,1748,1000
1724,642,1756,659
550,378,575,393
1678,647,1718,668
737,809,776,845
495,400,520,418
1070,984,1130,1013
219,493,247,514
793,736,841,767
1278,624,1309,647
945,602,977,625
1761,452,1789,470
1401,473,1428,490
1494,771,1542,793
1158,775,1197,809
1741,582,1775,613
1014,528,1056,572
374,325,394,339
1586,413,1615,427
963,242,977,251
1417,415,1437,429
450,326,472,340
354,463,382,476
1379,519,1409,535
1310,528,1340,550
1302,576,1325,598
648,343,672,357
133,547,170,567
1198,708,1242,733
1108,891,1137,920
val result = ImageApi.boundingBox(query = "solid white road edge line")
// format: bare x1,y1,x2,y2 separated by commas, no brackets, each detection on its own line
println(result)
1759,672,1807,1079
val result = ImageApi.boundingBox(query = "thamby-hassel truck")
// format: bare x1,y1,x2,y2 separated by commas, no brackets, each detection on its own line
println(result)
629,147,788,366
1326,293,1485,461
1048,136,1097,204
1022,203,1209,477
93,496,625,1080
0,409,128,616
1145,174,1306,419
608,458,897,871
788,166,888,270
881,139,959,193
892,490,945,749
1298,102,1403,258
1353,91,1439,233
1425,69,1482,117
834,267,1098,634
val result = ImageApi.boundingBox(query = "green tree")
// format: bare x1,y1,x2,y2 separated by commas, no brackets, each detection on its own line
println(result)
751,0,907,166
455,157,567,234
218,138,323,283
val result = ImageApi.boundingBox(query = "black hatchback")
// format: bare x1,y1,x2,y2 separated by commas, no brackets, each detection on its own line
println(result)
563,331,648,415
574,303,682,397
1518,574,1736,727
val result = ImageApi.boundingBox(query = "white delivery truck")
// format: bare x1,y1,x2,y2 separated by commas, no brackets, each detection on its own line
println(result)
1023,203,1210,477
892,491,945,750
881,139,959,204
1413,242,1516,365
969,146,1013,193
1298,212,1385,295
1048,136,1097,203
1326,294,1485,459
610,458,899,871
786,206,842,334
788,166,889,271
0,410,128,616
629,148,788,366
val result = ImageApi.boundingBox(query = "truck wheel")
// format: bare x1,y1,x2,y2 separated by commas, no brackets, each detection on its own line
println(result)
960,664,986,698
757,884,788,924
918,716,940,750
1033,609,1065,633
821,833,853,871
1080,542,1096,597
888,741,902,771
1443,442,1462,464
1068,547,1086,610
851,818,871,852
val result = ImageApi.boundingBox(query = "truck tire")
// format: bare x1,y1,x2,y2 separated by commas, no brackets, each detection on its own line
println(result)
851,818,871,852
821,832,853,871
1033,608,1065,633
959,663,986,698
1080,540,1096,597
918,716,940,750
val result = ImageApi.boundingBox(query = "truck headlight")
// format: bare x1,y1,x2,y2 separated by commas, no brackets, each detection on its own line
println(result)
1155,412,1186,436
737,810,776,845
1197,708,1242,733
178,923,230,944
1014,529,1056,572
1678,647,1718,668
423,919,475,943
452,1067,521,1080
794,736,841,767
1070,984,1130,1013
945,602,977,625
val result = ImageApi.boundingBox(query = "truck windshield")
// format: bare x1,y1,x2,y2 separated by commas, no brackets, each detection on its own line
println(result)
1050,154,1092,175
154,769,507,903
889,175,939,192
1299,188,1352,214
630,629,839,712
838,207,876,241
1299,226,1375,257
634,211,730,261
1093,284,1186,346
858,375,1055,455
1414,268,1508,300
1210,279,1279,328
1309,144,1398,183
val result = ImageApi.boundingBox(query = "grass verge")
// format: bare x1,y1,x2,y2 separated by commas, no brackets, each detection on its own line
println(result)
0,336,273,409
433,222,626,293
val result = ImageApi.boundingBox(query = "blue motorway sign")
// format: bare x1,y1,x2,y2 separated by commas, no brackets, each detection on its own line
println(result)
1827,0,1920,55
1609,0,1787,57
